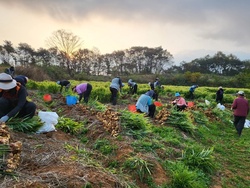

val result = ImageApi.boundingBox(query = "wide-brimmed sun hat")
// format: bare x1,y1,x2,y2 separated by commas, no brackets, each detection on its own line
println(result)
0,73,17,90
237,91,244,95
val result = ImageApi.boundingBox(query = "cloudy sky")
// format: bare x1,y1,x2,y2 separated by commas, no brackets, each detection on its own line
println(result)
0,0,250,64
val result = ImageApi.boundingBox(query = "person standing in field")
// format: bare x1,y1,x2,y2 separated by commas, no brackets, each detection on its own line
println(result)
189,85,198,100
128,79,137,94
231,91,249,137
72,83,92,103
110,77,124,105
216,86,224,104
57,80,71,93
149,78,162,101
5,66,15,78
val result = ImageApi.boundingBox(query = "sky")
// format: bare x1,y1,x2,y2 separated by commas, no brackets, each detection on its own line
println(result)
0,0,250,64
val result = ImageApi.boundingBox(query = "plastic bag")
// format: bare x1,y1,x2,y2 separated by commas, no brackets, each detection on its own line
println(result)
205,100,210,105
36,111,59,134
244,119,250,128
217,103,225,111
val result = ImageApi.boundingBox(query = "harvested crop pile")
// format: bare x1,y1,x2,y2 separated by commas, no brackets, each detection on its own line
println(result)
0,123,22,174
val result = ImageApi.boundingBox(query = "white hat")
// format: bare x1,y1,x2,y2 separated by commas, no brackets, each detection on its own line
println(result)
237,91,244,95
0,73,17,90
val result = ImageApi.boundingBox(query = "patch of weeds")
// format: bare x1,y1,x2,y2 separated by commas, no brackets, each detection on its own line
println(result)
123,155,154,183
211,107,232,125
180,147,216,174
93,139,117,155
166,161,209,188
131,138,163,153
124,129,149,139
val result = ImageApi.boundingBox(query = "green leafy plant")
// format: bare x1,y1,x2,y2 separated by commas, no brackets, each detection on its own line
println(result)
93,139,117,155
123,156,154,182
168,161,208,188
7,116,43,133
56,117,86,135
131,139,163,153
166,110,197,135
121,110,148,130
181,147,216,174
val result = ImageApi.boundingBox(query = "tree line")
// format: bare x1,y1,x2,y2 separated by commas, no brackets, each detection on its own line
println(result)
0,29,250,88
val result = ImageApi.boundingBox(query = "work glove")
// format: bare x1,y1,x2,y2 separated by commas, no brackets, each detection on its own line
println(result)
0,115,9,123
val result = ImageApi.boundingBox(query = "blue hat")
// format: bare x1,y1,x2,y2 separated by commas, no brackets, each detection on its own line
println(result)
175,92,180,97
145,90,154,97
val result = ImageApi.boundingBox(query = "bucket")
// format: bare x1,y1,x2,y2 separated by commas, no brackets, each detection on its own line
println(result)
66,95,77,106
128,104,137,112
187,102,194,107
154,101,162,107
43,94,52,102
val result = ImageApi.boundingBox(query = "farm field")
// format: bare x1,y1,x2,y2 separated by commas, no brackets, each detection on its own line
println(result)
1,80,250,188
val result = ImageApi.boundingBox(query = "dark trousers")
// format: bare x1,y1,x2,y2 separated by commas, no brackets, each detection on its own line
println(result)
136,104,156,118
190,91,194,99
110,87,118,105
0,98,36,119
148,104,156,118
82,84,92,103
233,116,246,136
154,92,159,101
177,105,187,111
130,84,138,94
216,97,223,104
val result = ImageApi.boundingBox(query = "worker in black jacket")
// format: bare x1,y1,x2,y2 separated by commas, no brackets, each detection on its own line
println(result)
56,80,71,93
0,73,36,123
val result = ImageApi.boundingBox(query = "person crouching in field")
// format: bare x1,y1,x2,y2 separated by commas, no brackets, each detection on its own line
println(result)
231,91,249,137
172,92,188,111
136,91,156,118
0,73,36,124
57,80,71,93
72,83,92,103
14,75,29,87
128,79,137,94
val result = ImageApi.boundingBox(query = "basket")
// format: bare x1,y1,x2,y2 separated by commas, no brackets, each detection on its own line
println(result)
66,95,77,106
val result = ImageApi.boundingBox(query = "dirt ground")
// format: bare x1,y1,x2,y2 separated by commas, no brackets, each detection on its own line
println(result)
1,92,174,188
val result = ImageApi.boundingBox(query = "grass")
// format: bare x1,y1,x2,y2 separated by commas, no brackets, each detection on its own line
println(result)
5,81,250,188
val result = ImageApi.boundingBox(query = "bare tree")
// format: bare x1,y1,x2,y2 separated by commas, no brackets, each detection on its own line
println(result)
46,29,83,76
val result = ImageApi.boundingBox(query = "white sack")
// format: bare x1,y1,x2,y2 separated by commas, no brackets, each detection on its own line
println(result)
36,111,59,134
217,103,225,111
244,119,250,128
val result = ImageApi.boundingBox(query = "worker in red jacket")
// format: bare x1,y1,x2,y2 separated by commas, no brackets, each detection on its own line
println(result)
231,91,249,136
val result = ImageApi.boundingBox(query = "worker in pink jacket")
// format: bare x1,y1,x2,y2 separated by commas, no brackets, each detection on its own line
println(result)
72,83,92,103
172,92,188,111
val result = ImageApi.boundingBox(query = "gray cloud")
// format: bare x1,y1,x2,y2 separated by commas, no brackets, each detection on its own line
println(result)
1,0,250,50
